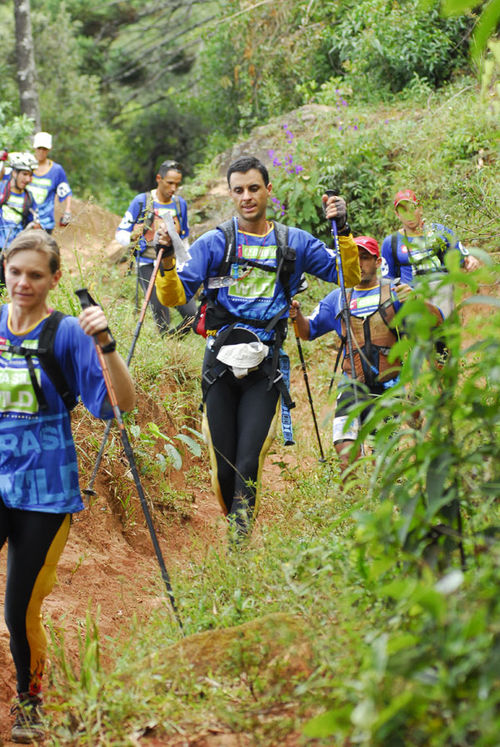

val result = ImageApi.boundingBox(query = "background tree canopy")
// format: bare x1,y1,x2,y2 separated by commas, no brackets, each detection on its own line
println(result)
0,0,496,210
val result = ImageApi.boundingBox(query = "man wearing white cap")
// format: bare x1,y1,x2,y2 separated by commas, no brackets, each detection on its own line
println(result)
29,132,72,233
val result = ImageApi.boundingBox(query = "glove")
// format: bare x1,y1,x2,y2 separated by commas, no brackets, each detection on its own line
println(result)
0,150,8,162
323,192,349,234
59,211,71,227
155,242,175,259
331,196,348,233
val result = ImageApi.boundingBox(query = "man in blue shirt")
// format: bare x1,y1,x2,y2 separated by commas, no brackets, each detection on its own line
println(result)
154,155,360,541
0,152,40,252
29,132,72,233
380,189,479,317
291,235,442,476
116,159,196,335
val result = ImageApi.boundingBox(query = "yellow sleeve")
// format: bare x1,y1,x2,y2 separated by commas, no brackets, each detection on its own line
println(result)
155,259,187,306
339,234,361,287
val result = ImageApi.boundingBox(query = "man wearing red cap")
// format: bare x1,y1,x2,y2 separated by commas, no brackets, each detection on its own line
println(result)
380,190,479,316
290,235,442,474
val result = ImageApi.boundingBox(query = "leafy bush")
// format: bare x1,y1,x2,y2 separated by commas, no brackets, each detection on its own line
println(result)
322,0,472,98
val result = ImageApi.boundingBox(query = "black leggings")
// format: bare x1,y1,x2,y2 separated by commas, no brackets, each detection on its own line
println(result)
137,262,196,335
203,361,280,532
0,497,70,695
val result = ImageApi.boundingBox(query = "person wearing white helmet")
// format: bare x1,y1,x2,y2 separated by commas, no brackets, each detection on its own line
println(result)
29,132,72,233
0,152,41,253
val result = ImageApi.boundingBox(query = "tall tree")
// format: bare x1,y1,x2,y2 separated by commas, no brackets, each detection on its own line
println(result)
14,0,40,130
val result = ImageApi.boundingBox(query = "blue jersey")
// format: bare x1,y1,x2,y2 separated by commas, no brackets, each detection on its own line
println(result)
176,221,349,342
28,162,72,230
0,175,38,248
0,306,112,513
116,190,189,263
380,223,468,286
308,282,403,340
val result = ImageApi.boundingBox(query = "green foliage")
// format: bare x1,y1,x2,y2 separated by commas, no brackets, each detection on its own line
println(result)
322,0,472,98
0,103,34,152
267,82,499,249
357,261,500,558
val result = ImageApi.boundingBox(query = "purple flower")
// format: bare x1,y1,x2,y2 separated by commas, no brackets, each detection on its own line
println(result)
295,165,304,173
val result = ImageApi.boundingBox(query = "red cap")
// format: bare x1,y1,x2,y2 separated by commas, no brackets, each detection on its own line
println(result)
394,189,419,209
355,236,379,257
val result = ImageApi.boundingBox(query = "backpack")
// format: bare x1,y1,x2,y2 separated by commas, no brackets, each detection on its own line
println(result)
0,177,34,229
195,218,296,409
333,280,402,389
193,218,295,338
1,310,77,411
134,192,183,259
391,231,447,278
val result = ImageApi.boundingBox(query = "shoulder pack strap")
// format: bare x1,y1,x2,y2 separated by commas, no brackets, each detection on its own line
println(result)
171,195,180,219
391,232,401,277
377,282,400,338
0,178,11,208
37,311,77,411
273,220,294,303
21,190,33,227
216,218,238,276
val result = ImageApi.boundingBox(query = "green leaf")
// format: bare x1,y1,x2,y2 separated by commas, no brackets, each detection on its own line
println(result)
164,443,182,470
426,453,451,512
175,433,202,457
442,0,480,16
303,708,347,737
472,0,500,61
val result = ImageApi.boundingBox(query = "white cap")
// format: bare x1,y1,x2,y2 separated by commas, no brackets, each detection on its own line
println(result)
33,132,52,149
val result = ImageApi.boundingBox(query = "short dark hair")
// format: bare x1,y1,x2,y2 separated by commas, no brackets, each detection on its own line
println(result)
158,160,183,178
227,156,269,187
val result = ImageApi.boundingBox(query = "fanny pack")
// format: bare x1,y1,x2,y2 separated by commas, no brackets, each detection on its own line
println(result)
213,327,269,378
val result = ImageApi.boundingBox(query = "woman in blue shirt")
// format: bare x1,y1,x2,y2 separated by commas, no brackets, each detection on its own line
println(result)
0,230,135,743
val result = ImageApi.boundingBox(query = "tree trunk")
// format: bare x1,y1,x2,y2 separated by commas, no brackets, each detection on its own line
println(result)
14,0,40,131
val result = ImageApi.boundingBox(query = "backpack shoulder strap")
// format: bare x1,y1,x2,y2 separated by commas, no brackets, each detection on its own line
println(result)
273,220,294,303
391,232,401,278
216,218,238,276
37,311,77,411
378,281,400,337
21,190,33,227
0,178,11,208
171,195,181,219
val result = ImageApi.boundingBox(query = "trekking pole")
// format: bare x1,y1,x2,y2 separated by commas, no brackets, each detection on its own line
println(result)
84,247,166,497
325,192,364,456
75,287,184,633
292,319,326,462
134,254,140,314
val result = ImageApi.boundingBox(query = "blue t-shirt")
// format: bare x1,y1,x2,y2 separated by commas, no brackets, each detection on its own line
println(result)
308,283,403,340
0,306,112,513
0,175,39,247
116,190,189,263
380,223,468,285
178,220,342,342
28,162,72,231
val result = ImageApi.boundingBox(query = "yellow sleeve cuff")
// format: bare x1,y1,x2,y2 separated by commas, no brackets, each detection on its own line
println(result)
155,258,188,306
339,234,361,287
